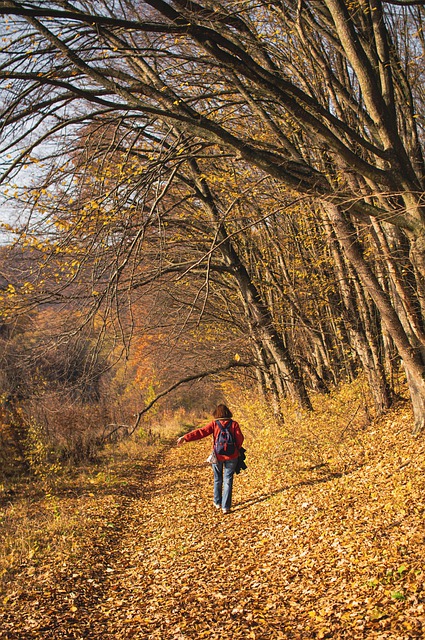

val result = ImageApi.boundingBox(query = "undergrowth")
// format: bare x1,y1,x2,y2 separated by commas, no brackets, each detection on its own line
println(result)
0,410,189,592
228,375,376,484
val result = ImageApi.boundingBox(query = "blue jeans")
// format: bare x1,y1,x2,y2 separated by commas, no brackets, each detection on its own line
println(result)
213,458,238,510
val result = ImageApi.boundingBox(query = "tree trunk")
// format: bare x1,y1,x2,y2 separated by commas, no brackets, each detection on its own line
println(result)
326,203,425,432
189,160,313,411
233,266,312,410
251,337,282,416
324,215,392,413
370,219,425,353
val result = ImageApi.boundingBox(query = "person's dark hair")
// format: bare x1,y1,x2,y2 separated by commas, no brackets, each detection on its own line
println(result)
213,404,232,419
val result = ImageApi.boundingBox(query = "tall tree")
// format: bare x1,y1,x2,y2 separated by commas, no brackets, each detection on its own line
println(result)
1,0,425,429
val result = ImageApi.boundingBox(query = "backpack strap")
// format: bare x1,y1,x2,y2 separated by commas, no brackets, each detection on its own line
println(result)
213,419,222,443
214,419,235,442
214,419,231,432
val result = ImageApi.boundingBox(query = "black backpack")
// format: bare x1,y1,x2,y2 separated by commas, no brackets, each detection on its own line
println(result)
214,420,236,456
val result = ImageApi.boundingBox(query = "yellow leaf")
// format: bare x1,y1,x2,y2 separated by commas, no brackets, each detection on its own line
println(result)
368,608,387,621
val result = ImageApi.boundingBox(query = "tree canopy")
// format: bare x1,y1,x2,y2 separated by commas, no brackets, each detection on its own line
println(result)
1,0,425,432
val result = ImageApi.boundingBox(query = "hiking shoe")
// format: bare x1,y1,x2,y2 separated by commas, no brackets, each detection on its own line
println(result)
214,503,221,509
222,508,231,514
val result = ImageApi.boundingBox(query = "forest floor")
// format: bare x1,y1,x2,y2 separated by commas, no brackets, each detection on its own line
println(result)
1,401,425,639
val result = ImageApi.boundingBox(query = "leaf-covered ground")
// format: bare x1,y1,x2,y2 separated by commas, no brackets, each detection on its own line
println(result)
1,403,425,639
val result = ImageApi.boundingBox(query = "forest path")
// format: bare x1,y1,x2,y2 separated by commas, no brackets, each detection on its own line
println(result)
2,424,425,640
2,439,291,640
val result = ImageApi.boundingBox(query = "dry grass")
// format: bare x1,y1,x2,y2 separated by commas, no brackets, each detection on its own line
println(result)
0,408,192,593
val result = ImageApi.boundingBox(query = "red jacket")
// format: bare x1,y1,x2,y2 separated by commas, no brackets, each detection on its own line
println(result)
183,419,244,461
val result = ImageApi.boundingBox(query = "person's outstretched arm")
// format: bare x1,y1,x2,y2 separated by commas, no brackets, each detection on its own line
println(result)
176,422,214,446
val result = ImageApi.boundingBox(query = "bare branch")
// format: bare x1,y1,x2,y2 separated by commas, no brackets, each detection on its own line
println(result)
102,360,253,440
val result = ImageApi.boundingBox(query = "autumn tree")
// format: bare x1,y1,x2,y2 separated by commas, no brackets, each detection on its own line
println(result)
1,0,425,429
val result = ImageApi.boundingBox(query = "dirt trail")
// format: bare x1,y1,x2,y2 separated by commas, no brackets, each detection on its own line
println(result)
2,440,289,639
2,429,425,639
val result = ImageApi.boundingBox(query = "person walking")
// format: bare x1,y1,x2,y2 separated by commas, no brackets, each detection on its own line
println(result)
177,404,244,514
